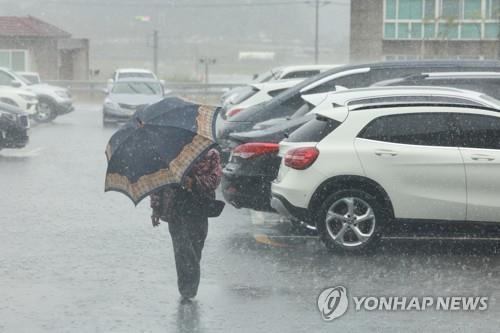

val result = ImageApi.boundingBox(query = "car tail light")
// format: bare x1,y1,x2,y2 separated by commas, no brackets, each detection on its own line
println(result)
232,142,279,159
284,147,319,170
227,108,244,118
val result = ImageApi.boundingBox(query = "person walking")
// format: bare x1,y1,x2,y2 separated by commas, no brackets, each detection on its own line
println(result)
150,148,222,302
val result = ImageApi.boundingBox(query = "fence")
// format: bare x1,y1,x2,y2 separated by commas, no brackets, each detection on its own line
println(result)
45,80,244,101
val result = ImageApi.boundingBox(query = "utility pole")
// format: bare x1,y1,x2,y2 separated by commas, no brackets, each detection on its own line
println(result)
199,57,216,84
308,0,331,64
314,0,320,64
153,30,159,75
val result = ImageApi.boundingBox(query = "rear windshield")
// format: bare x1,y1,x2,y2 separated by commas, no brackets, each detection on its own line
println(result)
285,115,341,142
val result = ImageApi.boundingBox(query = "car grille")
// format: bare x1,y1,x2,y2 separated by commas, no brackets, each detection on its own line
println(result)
18,115,29,128
119,103,148,111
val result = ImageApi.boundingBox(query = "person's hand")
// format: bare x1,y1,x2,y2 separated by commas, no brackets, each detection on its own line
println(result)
151,215,160,227
184,176,194,192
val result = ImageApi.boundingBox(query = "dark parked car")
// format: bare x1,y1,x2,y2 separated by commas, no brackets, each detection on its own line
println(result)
217,60,500,159
222,112,313,212
0,101,29,150
373,72,500,99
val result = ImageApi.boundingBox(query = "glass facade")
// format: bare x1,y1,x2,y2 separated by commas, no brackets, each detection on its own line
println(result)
384,0,500,40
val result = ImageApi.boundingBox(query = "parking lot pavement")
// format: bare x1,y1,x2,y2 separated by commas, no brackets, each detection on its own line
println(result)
1,104,500,332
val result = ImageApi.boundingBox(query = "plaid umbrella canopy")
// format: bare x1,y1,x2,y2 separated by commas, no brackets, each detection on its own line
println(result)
104,97,219,205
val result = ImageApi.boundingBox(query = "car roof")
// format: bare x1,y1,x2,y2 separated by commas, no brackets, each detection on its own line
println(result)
251,79,303,91
116,68,154,74
113,78,161,83
278,64,343,73
309,86,500,122
421,71,500,78
326,86,494,106
252,60,500,105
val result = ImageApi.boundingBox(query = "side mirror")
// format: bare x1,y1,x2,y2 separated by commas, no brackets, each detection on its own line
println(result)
11,80,22,88
252,74,258,80
160,79,166,87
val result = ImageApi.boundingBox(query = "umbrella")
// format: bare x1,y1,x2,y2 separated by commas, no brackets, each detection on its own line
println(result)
104,97,219,205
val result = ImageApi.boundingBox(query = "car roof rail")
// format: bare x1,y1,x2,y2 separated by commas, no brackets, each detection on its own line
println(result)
349,102,500,113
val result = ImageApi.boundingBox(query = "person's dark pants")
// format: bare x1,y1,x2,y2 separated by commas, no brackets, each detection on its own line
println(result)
168,210,208,299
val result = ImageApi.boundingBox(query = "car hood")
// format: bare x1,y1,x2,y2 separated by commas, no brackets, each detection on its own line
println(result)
0,87,37,97
29,83,68,94
108,94,164,105
0,101,27,115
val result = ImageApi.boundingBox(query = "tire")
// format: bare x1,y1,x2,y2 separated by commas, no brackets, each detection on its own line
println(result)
102,114,114,128
34,99,57,123
316,189,387,254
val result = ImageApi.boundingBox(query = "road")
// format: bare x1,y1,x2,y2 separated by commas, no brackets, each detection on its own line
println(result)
1,104,500,332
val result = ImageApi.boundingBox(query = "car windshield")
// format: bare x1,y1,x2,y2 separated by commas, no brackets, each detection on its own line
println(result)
20,74,40,84
111,82,162,95
118,72,155,79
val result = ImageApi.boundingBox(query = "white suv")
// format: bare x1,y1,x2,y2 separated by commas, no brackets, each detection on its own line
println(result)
271,87,500,252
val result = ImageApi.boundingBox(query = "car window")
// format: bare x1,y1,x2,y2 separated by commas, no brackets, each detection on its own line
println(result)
281,70,320,79
290,103,313,118
454,114,500,150
285,115,341,142
0,71,14,86
358,113,455,147
111,82,162,95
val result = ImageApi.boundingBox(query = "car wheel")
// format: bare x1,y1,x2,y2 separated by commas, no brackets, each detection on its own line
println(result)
35,99,57,123
102,114,113,128
317,190,386,253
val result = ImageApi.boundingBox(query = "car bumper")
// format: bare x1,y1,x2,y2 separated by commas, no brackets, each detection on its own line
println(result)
0,127,29,149
222,174,274,212
270,194,310,222
56,101,74,115
103,107,134,123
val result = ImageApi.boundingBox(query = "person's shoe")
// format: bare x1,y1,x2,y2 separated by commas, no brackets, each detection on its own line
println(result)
180,297,193,305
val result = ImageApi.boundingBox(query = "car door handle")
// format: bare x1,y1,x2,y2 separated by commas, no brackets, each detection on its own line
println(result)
471,154,495,161
375,149,398,157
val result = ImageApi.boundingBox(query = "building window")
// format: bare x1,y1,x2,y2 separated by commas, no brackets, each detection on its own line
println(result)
487,0,500,18
384,0,500,40
0,50,28,71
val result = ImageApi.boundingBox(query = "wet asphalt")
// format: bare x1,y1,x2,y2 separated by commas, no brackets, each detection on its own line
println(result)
1,104,500,332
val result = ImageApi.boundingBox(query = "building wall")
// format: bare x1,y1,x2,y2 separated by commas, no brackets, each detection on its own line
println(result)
350,0,500,62
383,40,500,60
0,37,59,79
350,0,384,63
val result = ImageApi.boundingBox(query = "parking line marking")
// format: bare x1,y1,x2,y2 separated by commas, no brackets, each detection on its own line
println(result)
0,147,46,157
254,234,288,247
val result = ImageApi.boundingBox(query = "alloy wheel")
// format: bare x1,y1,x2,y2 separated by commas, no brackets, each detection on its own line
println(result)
325,197,376,248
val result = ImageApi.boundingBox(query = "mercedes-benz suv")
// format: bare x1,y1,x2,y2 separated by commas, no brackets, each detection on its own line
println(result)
271,86,500,253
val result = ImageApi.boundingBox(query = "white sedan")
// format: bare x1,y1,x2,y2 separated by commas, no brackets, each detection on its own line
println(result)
0,87,38,116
